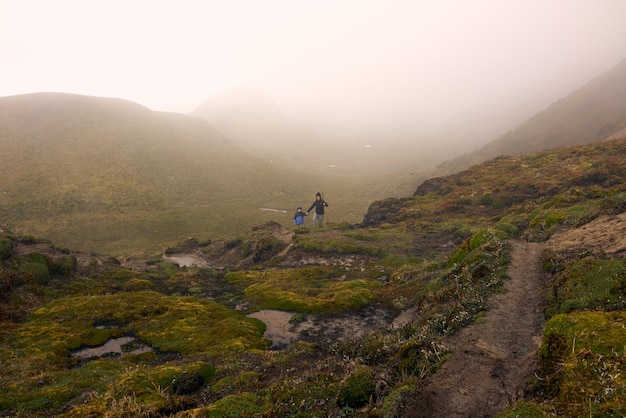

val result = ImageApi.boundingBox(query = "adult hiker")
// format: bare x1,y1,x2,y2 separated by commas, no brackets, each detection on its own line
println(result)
307,192,329,227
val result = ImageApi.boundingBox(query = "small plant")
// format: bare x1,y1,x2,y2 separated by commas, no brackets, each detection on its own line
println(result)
338,365,375,408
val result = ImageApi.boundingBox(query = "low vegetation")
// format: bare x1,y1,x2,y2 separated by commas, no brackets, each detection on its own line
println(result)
1,138,626,416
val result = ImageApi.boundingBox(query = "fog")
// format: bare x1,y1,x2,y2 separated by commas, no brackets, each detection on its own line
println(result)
2,0,626,154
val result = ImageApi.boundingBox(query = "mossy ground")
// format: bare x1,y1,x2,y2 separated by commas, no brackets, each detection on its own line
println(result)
2,138,626,416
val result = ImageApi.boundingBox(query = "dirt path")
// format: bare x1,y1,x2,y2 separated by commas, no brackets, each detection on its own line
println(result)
404,239,548,417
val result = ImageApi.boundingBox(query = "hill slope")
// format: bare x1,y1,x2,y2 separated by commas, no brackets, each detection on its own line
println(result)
435,57,626,175
0,93,269,254
0,93,419,256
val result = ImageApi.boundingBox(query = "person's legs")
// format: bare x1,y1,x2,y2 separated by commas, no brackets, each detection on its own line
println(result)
313,212,324,227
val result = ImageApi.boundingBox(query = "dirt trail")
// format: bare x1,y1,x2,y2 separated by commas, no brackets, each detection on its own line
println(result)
403,240,548,417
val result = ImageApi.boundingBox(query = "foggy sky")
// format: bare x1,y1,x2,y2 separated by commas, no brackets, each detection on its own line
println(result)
2,0,626,150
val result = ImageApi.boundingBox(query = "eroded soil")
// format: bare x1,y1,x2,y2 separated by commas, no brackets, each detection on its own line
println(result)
402,240,548,417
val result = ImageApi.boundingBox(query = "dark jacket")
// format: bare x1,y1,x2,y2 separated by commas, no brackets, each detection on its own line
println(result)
308,198,328,215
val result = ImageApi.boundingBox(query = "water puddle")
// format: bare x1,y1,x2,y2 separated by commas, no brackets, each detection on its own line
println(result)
260,208,287,213
247,310,312,348
162,254,208,267
72,336,153,359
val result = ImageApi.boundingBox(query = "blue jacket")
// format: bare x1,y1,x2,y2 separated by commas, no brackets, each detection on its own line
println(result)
294,210,306,225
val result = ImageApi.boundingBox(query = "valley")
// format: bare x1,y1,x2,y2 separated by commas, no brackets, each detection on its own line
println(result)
2,58,626,416
2,138,626,416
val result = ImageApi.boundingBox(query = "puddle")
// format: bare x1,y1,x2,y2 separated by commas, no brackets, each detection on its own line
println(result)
72,336,153,359
162,254,208,267
260,208,287,213
247,310,311,348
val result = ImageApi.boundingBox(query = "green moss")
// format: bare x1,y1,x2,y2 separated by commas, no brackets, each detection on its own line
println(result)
294,234,385,256
495,402,552,417
538,311,626,417
206,392,265,417
240,268,382,313
212,371,261,392
0,358,122,413
546,257,626,318
224,270,256,286
13,291,268,369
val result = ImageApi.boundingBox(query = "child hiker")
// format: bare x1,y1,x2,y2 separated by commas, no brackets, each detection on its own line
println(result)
293,206,307,227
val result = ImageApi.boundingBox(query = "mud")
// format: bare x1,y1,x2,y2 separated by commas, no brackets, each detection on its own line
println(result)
402,240,548,417
248,307,396,349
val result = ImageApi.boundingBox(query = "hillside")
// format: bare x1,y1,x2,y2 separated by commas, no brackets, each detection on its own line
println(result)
0,93,420,256
2,137,626,416
435,57,626,175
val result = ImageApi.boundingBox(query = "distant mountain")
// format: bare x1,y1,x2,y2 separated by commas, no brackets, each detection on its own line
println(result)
435,58,626,175
192,87,297,152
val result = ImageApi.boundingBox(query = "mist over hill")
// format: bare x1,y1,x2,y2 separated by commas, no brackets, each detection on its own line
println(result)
3,58,626,256
192,58,626,178
192,87,450,175
435,57,626,175
0,93,419,256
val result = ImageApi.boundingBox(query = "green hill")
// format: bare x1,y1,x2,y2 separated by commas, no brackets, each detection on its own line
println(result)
0,93,420,256
2,137,626,416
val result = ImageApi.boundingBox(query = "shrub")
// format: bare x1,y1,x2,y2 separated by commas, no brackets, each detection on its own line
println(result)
494,221,518,237
21,260,51,285
252,237,286,263
0,238,12,260
446,230,492,267
172,371,205,395
51,255,77,276
338,365,375,408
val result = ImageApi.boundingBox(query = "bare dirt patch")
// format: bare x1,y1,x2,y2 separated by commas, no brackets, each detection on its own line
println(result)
248,307,396,349
546,212,626,258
